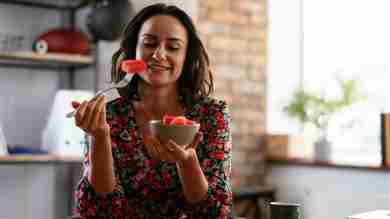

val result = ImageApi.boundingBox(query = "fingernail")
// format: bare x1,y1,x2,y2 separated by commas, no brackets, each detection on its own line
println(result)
71,101,80,109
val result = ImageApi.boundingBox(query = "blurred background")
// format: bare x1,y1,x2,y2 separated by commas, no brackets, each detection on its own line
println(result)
1,0,390,219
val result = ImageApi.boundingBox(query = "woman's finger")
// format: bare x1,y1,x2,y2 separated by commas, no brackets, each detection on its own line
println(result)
75,101,88,127
167,140,186,159
82,98,99,130
158,143,175,161
144,136,160,159
186,132,203,150
71,101,81,109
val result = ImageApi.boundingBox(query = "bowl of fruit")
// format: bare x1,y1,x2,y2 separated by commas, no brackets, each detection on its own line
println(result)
149,115,200,146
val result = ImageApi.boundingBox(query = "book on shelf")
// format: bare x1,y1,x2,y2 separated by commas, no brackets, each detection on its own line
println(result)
380,113,390,166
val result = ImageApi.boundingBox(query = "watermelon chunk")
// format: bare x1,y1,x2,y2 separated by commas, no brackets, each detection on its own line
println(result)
163,115,196,126
170,116,187,125
162,115,175,125
121,59,147,74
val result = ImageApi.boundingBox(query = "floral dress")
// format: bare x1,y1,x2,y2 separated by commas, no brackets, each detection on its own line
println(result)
74,96,233,218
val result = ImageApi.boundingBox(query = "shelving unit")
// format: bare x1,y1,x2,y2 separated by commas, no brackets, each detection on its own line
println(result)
0,2,94,218
0,0,96,89
0,51,94,69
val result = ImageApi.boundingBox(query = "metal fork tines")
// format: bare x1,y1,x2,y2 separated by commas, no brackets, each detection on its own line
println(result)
65,74,134,118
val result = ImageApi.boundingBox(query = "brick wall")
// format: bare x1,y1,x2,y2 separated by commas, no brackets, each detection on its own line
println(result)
197,0,267,187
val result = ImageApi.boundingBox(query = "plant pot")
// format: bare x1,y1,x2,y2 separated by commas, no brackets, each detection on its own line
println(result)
313,136,332,161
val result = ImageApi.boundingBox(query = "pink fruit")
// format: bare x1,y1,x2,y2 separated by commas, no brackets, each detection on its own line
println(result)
121,59,147,74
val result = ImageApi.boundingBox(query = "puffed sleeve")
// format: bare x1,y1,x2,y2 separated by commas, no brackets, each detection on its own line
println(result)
73,136,130,218
182,100,233,219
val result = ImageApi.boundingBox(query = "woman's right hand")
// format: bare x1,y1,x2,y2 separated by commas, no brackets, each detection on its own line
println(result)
72,95,110,140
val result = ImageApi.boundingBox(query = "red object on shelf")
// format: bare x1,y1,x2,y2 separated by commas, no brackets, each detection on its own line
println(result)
33,28,90,55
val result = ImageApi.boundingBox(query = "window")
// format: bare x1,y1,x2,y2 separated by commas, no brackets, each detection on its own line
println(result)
267,0,390,165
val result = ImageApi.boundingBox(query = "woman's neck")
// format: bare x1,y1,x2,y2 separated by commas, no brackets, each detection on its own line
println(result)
136,83,184,119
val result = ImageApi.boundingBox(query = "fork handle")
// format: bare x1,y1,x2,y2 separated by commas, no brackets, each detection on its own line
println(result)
65,86,118,118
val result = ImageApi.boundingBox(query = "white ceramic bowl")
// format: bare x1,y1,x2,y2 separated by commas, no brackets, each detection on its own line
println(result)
149,120,200,146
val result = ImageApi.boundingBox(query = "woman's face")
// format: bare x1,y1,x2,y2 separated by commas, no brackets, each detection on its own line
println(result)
136,15,188,87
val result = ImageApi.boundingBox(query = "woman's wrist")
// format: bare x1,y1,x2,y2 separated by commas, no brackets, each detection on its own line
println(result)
90,130,111,154
177,149,197,168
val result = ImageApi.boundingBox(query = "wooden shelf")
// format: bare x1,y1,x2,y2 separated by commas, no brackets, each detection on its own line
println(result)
0,154,83,164
0,51,94,69
0,0,89,10
267,157,390,172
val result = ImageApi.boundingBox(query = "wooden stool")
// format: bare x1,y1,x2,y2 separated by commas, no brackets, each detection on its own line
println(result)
233,185,276,219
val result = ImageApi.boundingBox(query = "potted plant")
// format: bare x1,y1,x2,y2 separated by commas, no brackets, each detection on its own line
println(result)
283,79,361,160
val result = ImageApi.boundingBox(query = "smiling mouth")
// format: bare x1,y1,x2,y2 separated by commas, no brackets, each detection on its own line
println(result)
147,64,171,71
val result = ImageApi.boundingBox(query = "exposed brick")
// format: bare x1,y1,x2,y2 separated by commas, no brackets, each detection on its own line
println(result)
209,36,248,52
247,66,266,81
208,10,249,25
200,0,230,10
198,21,231,35
214,65,248,80
198,0,267,187
232,80,264,95
208,50,231,65
250,13,267,26
231,26,266,41
247,40,266,53
230,108,264,123
213,79,231,93
232,149,247,163
198,6,209,19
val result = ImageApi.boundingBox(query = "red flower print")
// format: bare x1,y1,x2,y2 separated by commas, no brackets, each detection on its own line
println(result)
209,151,225,160
162,172,172,185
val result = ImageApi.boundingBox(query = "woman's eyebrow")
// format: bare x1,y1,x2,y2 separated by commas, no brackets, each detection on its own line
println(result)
141,34,185,43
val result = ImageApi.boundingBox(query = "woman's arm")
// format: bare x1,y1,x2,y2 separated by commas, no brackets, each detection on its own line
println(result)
74,97,129,218
88,133,116,194
181,99,233,219
176,149,209,203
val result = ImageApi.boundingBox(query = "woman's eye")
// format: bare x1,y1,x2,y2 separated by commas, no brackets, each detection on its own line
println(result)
168,47,179,51
168,45,180,51
143,42,156,48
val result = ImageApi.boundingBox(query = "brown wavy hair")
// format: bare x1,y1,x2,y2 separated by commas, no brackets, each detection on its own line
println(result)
111,3,214,108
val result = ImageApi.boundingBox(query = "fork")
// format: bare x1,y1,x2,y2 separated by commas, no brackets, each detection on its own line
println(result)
65,73,134,118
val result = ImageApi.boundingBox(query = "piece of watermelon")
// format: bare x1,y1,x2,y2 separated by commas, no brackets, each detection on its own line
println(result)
162,115,175,125
121,59,147,74
170,116,187,125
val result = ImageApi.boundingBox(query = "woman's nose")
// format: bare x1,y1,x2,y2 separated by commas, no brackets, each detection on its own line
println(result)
152,46,166,60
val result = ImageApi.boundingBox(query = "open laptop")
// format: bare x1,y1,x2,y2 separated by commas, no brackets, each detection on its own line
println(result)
347,210,390,219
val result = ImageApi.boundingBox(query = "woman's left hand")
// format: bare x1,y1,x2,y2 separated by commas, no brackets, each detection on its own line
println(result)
143,132,203,163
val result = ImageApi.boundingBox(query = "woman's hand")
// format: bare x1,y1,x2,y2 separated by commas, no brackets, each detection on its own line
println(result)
72,95,110,140
143,132,203,163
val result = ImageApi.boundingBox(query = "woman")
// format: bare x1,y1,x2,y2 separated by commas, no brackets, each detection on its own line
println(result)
73,3,232,218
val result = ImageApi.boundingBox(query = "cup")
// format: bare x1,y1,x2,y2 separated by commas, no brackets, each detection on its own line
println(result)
269,202,302,219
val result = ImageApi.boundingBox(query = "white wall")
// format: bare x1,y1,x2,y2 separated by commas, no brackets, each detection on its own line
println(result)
267,164,390,219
